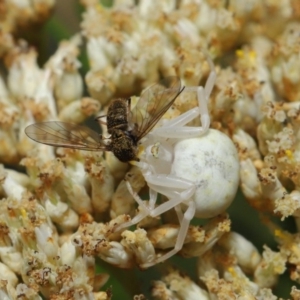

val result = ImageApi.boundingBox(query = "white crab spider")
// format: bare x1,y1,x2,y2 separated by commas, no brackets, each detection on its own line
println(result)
117,55,240,268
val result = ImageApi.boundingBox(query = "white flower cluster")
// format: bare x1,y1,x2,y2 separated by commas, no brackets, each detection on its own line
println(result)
0,0,299,299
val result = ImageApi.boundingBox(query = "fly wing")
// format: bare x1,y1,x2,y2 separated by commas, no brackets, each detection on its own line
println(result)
130,76,184,141
25,121,106,151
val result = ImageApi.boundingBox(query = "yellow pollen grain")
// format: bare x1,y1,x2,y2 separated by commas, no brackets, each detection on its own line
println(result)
249,50,256,59
274,229,292,244
249,50,257,64
228,267,236,277
96,4,104,12
285,149,294,160
20,208,28,219
274,229,284,238
137,144,145,157
292,244,299,254
235,49,244,57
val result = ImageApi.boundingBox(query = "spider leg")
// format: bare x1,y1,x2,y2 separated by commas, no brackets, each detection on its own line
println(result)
174,204,184,225
144,174,195,217
115,174,195,231
198,86,210,133
152,53,216,139
95,115,107,125
114,180,158,231
141,200,196,268
204,52,217,100
153,86,209,138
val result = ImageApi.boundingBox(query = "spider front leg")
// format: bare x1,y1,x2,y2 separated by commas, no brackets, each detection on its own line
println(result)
152,53,216,139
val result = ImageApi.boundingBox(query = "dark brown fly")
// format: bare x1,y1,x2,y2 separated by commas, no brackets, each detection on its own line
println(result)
25,77,184,162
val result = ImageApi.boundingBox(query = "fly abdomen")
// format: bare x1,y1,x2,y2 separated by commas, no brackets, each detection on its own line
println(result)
108,129,138,162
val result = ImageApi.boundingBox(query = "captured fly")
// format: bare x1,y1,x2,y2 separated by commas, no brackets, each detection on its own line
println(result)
25,77,184,162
